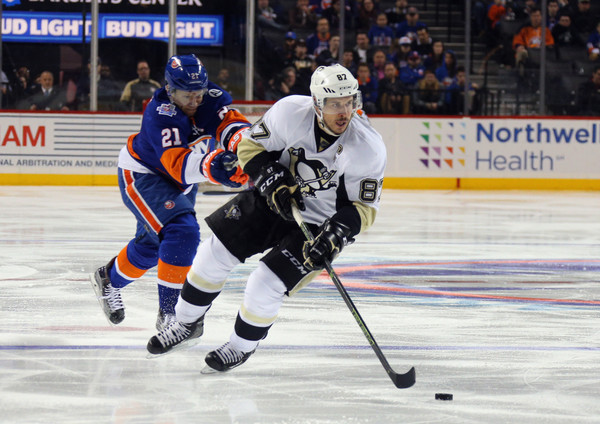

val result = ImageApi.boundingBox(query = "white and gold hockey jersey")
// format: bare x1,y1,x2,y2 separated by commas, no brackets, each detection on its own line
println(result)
239,95,387,232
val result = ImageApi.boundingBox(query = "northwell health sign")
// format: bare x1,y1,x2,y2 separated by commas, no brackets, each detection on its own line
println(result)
1,11,223,45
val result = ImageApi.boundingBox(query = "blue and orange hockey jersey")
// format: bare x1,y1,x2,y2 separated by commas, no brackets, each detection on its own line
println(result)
118,82,249,191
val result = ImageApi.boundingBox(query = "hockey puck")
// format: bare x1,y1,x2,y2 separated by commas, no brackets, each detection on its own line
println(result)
435,393,453,401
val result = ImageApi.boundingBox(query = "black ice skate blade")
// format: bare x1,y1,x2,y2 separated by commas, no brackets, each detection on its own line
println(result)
145,339,201,359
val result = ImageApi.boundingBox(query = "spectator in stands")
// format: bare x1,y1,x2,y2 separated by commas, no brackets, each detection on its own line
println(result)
353,31,376,65
512,6,555,68
377,61,408,113
27,70,69,111
257,0,286,32
385,0,408,25
120,60,161,112
215,68,233,96
308,0,329,16
356,0,379,32
98,64,125,111
356,62,378,113
472,0,490,37
547,0,561,30
277,31,299,69
389,36,413,68
289,0,318,30
552,12,586,56
10,66,31,109
316,34,341,66
587,21,600,61
266,66,306,100
413,25,434,63
1,71,13,109
291,39,315,90
306,18,332,57
424,40,445,70
435,50,458,87
488,0,507,30
576,65,600,115
399,51,425,87
394,6,426,42
484,0,507,51
342,49,358,75
368,12,394,49
412,69,444,114
322,0,355,31
445,66,480,115
372,49,387,81
570,0,596,35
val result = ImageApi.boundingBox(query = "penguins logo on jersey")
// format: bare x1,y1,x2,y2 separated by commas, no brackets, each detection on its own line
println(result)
288,147,337,198
224,204,241,220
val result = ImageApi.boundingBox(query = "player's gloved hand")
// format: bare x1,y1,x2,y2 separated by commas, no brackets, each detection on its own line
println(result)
201,149,249,188
302,220,354,271
255,162,305,221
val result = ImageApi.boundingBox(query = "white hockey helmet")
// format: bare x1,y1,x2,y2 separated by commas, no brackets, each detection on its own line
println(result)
310,64,362,134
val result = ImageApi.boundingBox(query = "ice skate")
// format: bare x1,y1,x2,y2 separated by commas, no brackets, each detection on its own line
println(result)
202,342,256,373
146,316,204,357
90,258,125,325
155,308,177,332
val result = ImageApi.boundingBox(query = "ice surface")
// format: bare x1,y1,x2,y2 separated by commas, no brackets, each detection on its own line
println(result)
0,187,599,423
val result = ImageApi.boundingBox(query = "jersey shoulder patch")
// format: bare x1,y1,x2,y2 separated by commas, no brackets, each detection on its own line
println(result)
156,103,177,117
208,89,223,98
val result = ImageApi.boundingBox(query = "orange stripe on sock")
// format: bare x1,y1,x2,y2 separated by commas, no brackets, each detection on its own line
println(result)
157,259,191,285
116,247,147,279
122,169,163,234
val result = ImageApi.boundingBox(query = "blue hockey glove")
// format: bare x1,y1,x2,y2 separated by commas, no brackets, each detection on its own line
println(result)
302,220,354,271
254,162,305,221
201,149,249,188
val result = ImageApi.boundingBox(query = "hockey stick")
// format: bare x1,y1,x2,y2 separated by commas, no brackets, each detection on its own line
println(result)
291,202,416,389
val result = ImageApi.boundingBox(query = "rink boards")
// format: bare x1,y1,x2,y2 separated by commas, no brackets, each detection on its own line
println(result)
0,111,599,189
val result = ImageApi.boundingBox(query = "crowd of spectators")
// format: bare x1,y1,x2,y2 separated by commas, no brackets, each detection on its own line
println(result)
255,0,486,115
1,0,599,115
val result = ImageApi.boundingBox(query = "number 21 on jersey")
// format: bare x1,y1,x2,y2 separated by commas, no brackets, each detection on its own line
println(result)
162,128,182,148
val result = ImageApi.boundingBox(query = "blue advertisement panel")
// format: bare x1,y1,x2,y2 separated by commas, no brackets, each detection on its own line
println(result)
1,12,223,45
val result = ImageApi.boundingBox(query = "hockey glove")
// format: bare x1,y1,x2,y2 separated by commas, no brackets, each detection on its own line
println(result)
302,219,354,271
255,162,305,221
201,149,249,188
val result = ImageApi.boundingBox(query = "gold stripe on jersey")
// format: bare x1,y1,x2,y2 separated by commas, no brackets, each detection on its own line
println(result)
237,137,267,170
240,303,278,326
187,270,226,293
354,201,377,233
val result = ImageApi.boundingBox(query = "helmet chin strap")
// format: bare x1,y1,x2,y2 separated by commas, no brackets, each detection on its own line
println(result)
315,105,341,136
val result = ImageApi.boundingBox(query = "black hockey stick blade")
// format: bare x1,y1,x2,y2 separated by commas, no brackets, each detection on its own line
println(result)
390,365,416,389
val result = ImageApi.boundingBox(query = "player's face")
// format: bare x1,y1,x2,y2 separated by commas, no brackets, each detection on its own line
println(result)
322,95,355,135
171,88,206,116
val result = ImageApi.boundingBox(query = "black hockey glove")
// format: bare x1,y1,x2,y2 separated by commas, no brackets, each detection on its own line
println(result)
254,162,305,221
302,220,355,271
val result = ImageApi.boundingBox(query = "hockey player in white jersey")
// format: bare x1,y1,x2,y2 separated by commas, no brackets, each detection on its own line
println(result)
146,64,387,372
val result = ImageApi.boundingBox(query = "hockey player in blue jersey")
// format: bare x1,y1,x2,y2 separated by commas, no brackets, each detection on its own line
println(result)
91,54,250,331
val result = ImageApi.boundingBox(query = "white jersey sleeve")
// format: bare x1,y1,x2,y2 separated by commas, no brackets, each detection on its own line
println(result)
248,96,387,226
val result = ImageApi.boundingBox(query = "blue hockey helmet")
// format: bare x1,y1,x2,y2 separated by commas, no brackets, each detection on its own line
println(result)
164,54,208,92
